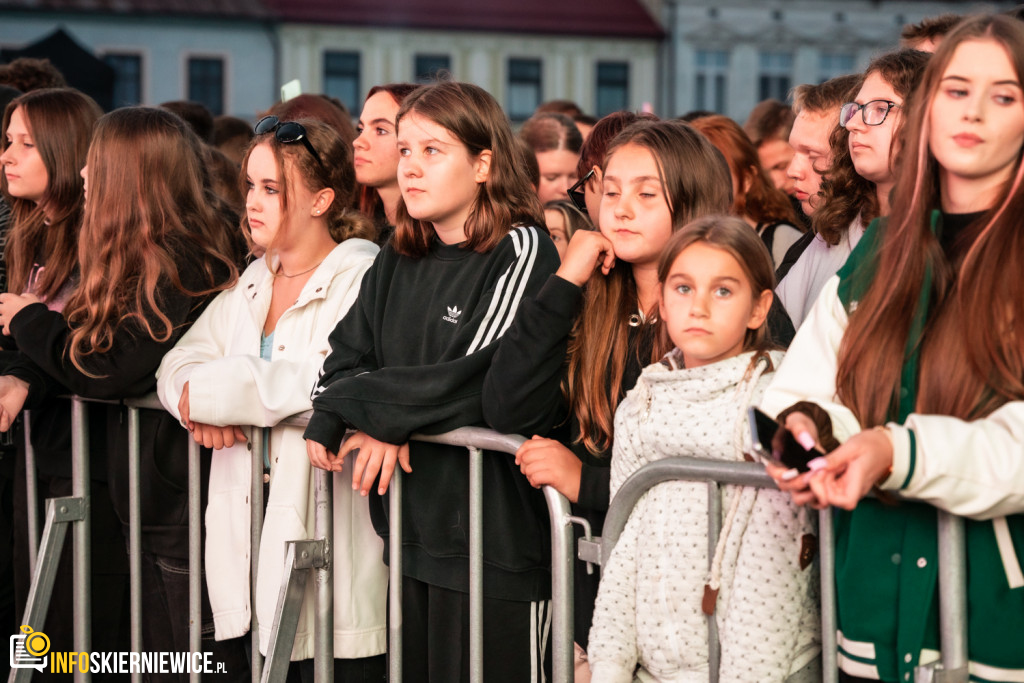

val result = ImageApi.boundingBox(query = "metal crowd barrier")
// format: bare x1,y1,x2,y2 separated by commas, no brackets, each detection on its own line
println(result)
596,456,970,683
15,397,576,683
13,396,970,683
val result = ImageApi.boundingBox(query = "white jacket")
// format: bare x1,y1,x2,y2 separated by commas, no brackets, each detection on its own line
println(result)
156,238,387,660
588,351,820,683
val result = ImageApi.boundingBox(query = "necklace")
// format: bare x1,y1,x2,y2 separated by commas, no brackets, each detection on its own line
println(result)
277,261,322,278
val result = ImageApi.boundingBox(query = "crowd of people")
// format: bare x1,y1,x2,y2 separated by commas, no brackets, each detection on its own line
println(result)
1,8,1023,683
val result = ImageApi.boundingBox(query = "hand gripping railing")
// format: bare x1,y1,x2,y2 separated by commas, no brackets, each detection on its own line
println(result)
18,397,575,683
256,417,577,683
598,456,970,683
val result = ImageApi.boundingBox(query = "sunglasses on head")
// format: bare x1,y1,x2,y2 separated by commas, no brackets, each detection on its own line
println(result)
567,168,594,213
254,115,324,167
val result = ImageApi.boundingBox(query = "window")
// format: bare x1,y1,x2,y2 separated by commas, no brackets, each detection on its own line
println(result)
819,53,856,83
596,62,629,117
104,53,142,108
694,50,728,113
759,52,793,102
414,55,450,84
324,51,361,112
508,58,541,121
187,57,224,116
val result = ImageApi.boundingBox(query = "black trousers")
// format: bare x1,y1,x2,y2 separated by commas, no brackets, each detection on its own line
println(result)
395,575,552,683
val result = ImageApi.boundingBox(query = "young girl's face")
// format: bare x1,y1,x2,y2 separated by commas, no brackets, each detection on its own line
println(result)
246,143,321,252
397,111,490,242
1,107,49,204
659,241,771,369
845,71,902,186
599,142,673,268
544,208,568,260
353,91,401,189
929,39,1024,199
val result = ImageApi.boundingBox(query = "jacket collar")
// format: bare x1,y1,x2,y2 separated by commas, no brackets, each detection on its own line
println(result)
241,238,378,316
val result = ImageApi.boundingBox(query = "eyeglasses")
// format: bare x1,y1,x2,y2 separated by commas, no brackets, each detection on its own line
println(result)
839,100,900,129
568,168,594,213
254,115,324,167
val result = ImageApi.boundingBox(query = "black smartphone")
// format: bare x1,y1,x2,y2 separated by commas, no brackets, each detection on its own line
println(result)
748,407,817,472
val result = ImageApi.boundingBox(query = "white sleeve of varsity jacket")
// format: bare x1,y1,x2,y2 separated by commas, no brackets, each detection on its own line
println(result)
883,404,1024,519
764,278,1024,520
760,276,864,444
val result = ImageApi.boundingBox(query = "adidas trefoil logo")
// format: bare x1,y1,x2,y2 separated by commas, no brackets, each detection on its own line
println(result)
443,305,462,324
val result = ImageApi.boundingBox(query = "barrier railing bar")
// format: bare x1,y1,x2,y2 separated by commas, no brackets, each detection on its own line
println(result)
818,507,837,681
706,480,722,683
414,427,574,683
127,406,143,683
70,397,92,683
468,446,483,683
313,468,334,683
600,456,839,683
542,485,575,683
189,437,203,681
389,468,403,683
926,512,969,683
250,428,266,683
23,402,573,683
601,457,775,565
24,411,39,573
9,496,79,683
261,541,309,683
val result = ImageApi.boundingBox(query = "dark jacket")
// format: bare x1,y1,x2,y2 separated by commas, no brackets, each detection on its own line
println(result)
5,240,231,558
305,226,559,602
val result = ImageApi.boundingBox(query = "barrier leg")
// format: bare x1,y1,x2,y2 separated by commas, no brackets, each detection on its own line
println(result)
189,437,203,682
469,446,483,683
71,398,91,683
544,488,575,683
313,469,333,683
388,469,403,683
251,429,266,683
706,482,721,683
261,542,314,683
819,507,838,683
24,411,39,573
9,497,82,683
128,407,143,683
914,512,968,683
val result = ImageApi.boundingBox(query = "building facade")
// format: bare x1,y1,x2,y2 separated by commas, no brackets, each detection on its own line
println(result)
0,0,276,117
651,0,1015,122
268,0,663,121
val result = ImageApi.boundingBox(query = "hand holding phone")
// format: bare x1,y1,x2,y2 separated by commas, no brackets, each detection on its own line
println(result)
748,407,821,473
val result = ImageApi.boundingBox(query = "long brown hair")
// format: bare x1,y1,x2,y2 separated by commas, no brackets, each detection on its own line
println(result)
392,80,543,257
239,117,376,260
568,120,733,454
357,83,419,221
836,14,1024,426
66,107,238,374
690,114,799,227
813,49,930,245
1,88,101,301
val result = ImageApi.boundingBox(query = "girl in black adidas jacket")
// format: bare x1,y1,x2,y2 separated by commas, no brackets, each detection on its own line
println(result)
304,81,559,683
